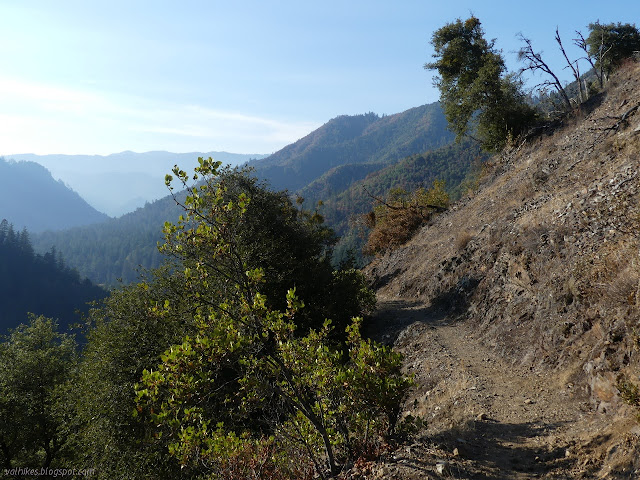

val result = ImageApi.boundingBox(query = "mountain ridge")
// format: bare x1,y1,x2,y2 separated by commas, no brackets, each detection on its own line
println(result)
248,103,453,192
32,103,470,283
7,150,267,216
0,158,109,233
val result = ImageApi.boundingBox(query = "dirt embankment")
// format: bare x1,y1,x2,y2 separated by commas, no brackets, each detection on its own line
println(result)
357,62,640,478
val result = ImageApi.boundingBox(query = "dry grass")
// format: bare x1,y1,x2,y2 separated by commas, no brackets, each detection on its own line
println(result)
455,231,473,252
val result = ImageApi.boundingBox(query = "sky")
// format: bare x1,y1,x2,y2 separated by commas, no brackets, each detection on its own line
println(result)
1,1,639,156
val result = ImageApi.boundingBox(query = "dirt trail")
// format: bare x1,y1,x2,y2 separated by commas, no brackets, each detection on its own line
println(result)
355,296,628,479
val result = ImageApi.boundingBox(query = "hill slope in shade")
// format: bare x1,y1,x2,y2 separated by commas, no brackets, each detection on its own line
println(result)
0,158,109,233
0,219,106,334
8,151,267,216
362,62,640,477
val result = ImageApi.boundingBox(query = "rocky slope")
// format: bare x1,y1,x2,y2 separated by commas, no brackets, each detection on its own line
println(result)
361,61,640,478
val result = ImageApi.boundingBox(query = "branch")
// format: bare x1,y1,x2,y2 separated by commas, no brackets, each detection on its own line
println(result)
362,185,447,213
556,27,585,101
574,30,601,87
518,34,572,110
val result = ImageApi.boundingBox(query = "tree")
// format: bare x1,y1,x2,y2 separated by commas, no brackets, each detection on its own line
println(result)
426,16,537,152
73,160,383,478
161,162,375,338
0,316,77,469
517,34,573,111
363,180,450,256
132,159,411,477
586,22,640,81
136,293,410,479
71,269,193,479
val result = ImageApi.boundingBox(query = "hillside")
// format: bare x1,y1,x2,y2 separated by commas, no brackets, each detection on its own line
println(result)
32,104,470,282
32,193,184,285
359,62,640,478
0,158,109,233
249,103,453,192
0,220,106,334
9,151,267,216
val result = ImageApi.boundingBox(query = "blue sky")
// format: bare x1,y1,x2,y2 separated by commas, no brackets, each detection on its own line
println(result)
1,1,638,155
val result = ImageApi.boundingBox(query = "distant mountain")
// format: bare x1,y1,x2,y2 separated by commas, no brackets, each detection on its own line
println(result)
7,151,267,217
0,158,109,233
248,103,453,193
32,103,478,281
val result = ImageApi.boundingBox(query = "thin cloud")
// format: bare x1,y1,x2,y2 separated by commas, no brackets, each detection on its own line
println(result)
0,76,318,154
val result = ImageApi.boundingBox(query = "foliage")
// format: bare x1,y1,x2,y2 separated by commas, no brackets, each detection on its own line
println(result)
136,288,411,479
586,22,640,80
0,316,77,469
425,16,537,152
616,373,640,423
71,160,384,478
363,180,449,256
616,374,640,407
161,161,374,338
70,270,194,478
124,159,410,478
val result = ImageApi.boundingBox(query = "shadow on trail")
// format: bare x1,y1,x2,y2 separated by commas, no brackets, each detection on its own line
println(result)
365,276,481,344
432,418,577,479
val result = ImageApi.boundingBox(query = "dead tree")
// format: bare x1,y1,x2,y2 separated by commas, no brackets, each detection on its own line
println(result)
555,28,586,102
518,33,572,111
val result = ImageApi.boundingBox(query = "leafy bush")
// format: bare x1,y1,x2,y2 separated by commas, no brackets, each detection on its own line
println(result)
126,159,412,477
136,291,412,478
74,159,404,478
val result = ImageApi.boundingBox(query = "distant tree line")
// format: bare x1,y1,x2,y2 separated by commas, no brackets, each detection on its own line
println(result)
0,219,106,333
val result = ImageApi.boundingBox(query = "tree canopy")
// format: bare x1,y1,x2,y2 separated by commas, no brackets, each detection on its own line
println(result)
0,316,77,469
70,161,406,479
425,16,537,152
586,21,640,80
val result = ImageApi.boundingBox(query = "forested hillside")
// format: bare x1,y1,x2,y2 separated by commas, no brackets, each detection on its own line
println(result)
0,220,106,333
32,103,471,283
249,103,453,192
314,140,488,261
32,193,184,285
0,158,109,232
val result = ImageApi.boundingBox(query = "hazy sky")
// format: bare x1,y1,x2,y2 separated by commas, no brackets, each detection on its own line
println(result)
1,1,638,155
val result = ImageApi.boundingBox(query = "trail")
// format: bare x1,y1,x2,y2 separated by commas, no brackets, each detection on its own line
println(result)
355,297,622,479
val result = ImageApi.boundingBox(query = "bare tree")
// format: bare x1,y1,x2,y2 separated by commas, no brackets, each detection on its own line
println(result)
518,33,572,111
555,28,586,102
574,30,603,88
